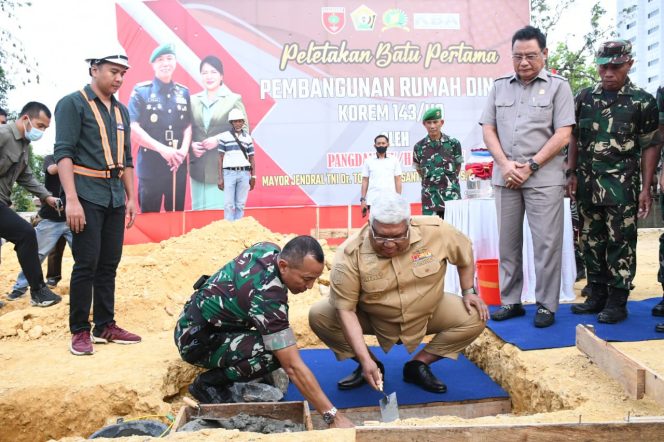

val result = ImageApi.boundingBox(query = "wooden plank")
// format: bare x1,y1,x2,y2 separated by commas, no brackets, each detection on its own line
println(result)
575,324,646,399
644,367,664,408
310,398,511,429
356,421,664,442
173,401,311,431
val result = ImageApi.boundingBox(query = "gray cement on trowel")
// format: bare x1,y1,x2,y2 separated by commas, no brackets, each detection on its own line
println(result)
178,412,304,434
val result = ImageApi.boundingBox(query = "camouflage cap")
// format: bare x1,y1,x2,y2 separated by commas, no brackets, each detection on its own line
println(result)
150,43,176,63
595,40,632,65
422,107,443,122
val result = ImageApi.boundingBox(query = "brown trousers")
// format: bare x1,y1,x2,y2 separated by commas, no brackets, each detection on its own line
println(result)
308,293,485,361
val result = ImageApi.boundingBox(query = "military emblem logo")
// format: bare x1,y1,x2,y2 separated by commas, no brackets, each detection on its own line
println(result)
382,8,409,32
351,5,376,31
322,7,346,34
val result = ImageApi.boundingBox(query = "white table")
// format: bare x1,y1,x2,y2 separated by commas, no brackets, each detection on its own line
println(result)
444,198,576,302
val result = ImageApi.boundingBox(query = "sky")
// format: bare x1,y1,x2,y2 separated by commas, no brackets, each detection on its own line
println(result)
2,0,615,155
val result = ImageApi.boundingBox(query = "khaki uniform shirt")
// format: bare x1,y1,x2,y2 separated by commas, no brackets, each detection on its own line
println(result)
329,216,474,353
0,122,50,206
479,69,575,187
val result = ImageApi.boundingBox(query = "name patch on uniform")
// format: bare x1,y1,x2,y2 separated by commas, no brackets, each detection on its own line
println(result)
363,254,378,264
362,272,383,282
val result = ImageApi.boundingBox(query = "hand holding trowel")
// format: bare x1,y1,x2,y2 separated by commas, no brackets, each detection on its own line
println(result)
376,379,399,422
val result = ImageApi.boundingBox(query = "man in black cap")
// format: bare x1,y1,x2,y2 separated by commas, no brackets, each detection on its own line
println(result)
567,40,659,323
129,43,192,213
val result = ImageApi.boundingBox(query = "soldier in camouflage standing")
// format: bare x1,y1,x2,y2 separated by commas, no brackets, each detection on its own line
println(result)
567,41,659,324
413,107,462,219
174,235,353,428
652,85,664,332
480,26,575,328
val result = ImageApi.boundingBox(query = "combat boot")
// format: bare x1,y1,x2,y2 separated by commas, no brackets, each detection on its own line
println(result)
188,368,233,404
597,287,629,324
651,286,664,317
571,283,607,314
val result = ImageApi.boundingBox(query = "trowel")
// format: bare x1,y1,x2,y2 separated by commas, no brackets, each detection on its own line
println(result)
377,381,399,422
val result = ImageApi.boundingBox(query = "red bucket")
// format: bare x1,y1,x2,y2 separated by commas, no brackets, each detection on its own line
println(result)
476,259,500,305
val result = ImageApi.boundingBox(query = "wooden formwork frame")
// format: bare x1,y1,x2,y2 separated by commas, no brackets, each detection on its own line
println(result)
576,324,664,407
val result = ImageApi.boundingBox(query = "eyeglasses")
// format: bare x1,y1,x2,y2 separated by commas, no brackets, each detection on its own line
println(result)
512,53,542,62
370,224,410,245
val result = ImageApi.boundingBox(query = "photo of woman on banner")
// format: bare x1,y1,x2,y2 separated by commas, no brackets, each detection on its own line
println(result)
128,43,192,213
190,55,248,210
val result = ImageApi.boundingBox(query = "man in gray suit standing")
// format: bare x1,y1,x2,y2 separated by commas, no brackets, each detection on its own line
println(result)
479,26,575,328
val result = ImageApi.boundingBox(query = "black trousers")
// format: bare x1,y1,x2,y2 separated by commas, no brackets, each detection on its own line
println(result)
69,199,125,333
46,235,67,280
138,165,187,213
0,203,43,290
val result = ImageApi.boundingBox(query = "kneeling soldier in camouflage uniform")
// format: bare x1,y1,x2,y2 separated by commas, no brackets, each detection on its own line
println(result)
174,236,353,428
567,41,660,323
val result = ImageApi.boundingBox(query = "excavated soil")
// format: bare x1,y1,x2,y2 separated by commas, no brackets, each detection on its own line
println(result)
1,219,663,441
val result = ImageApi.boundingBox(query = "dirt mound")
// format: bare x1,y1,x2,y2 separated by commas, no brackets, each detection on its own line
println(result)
0,218,333,441
1,222,664,441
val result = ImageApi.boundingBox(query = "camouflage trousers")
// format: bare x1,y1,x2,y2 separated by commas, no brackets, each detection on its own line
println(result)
578,201,637,290
570,200,585,266
174,315,280,383
658,195,664,285
421,183,460,213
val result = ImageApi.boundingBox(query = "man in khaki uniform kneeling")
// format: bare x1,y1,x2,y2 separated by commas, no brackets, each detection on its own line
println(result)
309,192,488,393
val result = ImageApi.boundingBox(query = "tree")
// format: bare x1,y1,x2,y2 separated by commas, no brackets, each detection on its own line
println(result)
532,0,615,94
0,0,43,211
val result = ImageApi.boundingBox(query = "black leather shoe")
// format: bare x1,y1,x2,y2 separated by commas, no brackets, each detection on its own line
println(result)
534,304,555,328
403,360,446,393
337,360,385,390
490,303,526,321
652,299,664,317
656,323,664,333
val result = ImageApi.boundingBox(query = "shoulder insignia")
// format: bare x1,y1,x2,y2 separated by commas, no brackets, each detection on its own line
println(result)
343,231,364,255
494,73,513,82
548,72,569,82
175,82,190,90
410,215,442,226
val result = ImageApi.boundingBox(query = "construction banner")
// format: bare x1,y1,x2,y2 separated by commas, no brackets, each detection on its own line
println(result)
116,0,529,211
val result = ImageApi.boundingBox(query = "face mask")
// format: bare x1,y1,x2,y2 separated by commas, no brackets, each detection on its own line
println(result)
375,146,388,154
24,119,44,142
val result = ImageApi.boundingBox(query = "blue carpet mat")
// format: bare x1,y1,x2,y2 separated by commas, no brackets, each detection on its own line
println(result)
487,297,664,351
283,345,508,409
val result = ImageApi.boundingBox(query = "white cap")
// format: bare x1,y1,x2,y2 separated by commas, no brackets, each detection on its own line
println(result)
85,43,130,69
228,108,245,122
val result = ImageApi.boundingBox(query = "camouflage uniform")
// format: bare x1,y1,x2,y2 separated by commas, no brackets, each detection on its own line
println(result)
574,79,658,290
174,242,296,382
657,86,664,285
412,134,462,214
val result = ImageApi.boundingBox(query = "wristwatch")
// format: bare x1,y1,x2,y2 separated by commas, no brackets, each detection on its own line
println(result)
462,287,477,296
360,197,366,202
322,407,337,425
565,169,576,178
527,159,540,172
